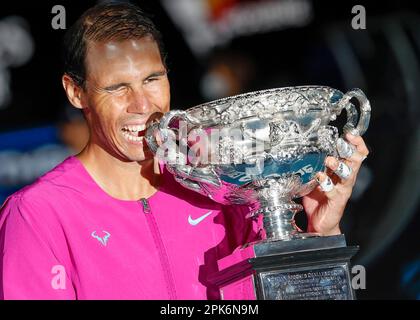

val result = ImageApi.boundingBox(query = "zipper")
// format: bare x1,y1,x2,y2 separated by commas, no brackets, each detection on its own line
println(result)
141,198,151,213
140,198,177,299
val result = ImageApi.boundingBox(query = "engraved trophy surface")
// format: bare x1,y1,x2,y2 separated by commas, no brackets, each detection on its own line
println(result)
145,86,371,300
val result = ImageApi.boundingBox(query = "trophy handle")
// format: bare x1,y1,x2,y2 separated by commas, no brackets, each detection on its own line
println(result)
145,110,194,155
339,88,371,136
145,110,221,191
144,121,161,155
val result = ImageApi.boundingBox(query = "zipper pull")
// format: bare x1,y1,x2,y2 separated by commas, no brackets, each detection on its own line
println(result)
141,198,151,214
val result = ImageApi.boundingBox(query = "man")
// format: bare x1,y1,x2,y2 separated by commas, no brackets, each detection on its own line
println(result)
0,3,369,299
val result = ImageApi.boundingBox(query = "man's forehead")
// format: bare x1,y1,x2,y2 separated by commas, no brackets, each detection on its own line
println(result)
86,37,158,59
84,37,164,84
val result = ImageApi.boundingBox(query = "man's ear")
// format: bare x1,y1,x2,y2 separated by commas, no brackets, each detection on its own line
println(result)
62,74,84,109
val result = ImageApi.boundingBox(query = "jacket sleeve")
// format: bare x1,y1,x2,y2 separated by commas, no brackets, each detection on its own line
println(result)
221,204,262,251
0,195,76,300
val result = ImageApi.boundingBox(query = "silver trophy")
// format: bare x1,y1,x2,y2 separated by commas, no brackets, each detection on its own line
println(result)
146,86,371,300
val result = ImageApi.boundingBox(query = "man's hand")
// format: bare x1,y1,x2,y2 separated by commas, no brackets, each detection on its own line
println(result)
302,133,370,236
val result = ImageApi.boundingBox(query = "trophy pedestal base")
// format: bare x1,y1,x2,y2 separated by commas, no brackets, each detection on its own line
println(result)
260,231,321,243
210,235,359,300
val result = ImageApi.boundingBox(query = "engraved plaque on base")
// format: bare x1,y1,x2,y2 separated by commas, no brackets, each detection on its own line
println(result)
212,235,359,300
260,264,351,300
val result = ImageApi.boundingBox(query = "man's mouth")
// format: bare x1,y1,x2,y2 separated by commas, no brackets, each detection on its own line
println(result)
121,124,147,143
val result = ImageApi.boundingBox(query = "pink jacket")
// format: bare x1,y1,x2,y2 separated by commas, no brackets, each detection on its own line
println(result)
0,156,258,299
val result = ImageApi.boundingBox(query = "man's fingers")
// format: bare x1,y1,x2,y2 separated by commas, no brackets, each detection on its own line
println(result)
349,151,367,163
325,156,355,183
345,133,369,158
316,172,353,202
337,138,356,159
316,172,337,197
332,159,352,180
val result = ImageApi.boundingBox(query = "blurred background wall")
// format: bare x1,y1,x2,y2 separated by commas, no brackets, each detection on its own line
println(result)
0,0,419,299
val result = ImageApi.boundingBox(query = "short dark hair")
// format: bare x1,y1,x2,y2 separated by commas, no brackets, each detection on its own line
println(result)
63,2,166,88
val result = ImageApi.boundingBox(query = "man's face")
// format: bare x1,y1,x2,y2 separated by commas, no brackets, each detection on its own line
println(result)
81,37,170,162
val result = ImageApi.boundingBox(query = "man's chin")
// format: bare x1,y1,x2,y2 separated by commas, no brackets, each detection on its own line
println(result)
124,143,155,162
130,152,155,163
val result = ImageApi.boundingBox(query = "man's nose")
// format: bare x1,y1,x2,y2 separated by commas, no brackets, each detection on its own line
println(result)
127,89,153,114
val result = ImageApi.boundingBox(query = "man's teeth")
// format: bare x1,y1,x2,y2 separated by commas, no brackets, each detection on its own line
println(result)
122,131,144,142
122,124,146,142
122,124,146,132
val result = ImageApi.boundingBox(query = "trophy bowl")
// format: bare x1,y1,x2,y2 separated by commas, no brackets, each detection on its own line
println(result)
145,86,371,243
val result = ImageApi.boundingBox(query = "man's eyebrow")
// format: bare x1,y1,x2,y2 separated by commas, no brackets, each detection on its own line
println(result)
146,70,168,78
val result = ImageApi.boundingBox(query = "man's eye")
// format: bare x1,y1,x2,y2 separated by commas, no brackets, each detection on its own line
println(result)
144,77,159,84
105,85,127,93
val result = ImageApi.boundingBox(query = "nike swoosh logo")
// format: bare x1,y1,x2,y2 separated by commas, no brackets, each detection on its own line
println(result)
188,211,213,226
